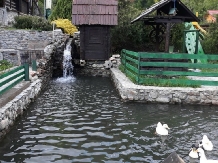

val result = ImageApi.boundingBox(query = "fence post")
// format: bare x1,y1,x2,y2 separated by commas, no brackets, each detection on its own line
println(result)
194,30,200,63
32,60,37,71
124,50,127,74
137,52,140,84
183,31,186,53
24,63,29,81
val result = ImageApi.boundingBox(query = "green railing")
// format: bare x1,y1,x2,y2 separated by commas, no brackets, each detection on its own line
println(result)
121,49,218,86
0,63,29,95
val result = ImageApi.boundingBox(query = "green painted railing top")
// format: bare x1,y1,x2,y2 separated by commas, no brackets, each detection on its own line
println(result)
0,63,29,95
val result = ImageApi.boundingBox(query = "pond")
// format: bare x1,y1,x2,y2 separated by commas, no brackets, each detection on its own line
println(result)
0,76,218,163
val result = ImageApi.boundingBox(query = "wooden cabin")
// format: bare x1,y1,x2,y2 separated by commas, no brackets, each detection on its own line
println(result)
72,0,118,61
0,0,38,26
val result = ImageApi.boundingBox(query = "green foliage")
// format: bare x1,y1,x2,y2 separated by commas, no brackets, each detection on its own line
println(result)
170,24,185,52
111,0,153,53
0,60,13,72
202,20,218,54
13,15,52,31
49,0,72,21
14,15,33,29
134,0,155,9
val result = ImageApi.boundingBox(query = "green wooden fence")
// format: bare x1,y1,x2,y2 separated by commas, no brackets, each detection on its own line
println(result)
0,63,29,95
121,49,218,86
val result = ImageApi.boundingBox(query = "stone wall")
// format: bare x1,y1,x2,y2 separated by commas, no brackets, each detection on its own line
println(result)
0,49,20,65
74,55,120,77
0,8,27,26
39,36,68,88
0,29,54,50
111,68,218,105
0,30,69,140
0,79,41,139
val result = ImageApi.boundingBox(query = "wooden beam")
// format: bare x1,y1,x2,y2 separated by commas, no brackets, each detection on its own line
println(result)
165,22,171,53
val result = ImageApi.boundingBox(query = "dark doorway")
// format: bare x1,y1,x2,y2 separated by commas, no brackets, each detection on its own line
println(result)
82,26,110,60
0,0,5,7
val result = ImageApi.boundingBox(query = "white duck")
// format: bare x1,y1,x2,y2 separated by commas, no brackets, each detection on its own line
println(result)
189,144,199,159
197,148,218,163
156,122,170,136
199,135,213,151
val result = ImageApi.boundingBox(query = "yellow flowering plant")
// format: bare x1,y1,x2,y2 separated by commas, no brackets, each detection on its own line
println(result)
51,19,78,36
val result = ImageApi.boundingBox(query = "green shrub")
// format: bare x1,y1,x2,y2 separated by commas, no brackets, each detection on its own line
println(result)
202,20,218,54
0,60,13,72
13,15,52,31
111,1,153,53
14,15,32,29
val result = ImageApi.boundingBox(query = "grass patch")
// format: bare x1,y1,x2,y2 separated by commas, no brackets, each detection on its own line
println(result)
119,64,200,88
0,60,13,73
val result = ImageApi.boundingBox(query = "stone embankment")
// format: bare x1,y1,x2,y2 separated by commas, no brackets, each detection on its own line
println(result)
0,29,69,140
111,68,218,105
0,79,41,138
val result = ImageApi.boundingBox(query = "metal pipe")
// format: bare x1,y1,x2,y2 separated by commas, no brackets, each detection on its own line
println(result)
44,0,46,18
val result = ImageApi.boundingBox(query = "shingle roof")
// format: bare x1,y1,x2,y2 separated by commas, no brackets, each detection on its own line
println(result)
72,0,118,25
131,0,199,24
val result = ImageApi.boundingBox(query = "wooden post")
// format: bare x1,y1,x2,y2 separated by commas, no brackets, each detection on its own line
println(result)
165,23,171,53
155,24,160,52
24,63,29,81
183,31,186,53
32,60,37,71
137,52,140,84
194,30,200,63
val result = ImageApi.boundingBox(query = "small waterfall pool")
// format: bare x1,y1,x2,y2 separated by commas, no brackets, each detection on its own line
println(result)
0,76,218,163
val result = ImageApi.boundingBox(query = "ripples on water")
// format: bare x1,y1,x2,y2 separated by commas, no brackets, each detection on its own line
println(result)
0,76,218,163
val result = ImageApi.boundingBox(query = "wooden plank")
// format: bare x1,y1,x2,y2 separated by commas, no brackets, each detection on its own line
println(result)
0,76,24,95
140,62,218,69
139,52,218,60
0,71,24,87
126,56,139,65
126,63,138,74
0,66,23,79
122,49,139,58
139,77,218,86
140,70,218,77
125,69,137,81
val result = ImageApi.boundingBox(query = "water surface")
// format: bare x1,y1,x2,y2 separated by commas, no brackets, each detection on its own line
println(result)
0,76,218,163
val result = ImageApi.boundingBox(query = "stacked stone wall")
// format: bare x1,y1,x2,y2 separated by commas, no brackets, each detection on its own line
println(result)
0,29,54,50
0,29,69,140
111,68,218,105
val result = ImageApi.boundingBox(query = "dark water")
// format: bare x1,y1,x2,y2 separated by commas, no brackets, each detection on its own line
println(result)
0,76,218,163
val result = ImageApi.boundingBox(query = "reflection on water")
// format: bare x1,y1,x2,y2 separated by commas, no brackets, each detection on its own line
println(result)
0,76,218,163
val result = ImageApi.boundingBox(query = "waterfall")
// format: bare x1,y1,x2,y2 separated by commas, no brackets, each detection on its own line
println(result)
56,39,75,83
63,44,74,78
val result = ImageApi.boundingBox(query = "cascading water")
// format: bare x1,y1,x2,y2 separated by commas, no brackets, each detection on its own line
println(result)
56,39,75,83
63,44,74,78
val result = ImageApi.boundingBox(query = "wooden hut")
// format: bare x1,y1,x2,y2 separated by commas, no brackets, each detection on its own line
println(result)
0,0,39,25
1,0,31,14
131,0,199,52
72,0,118,61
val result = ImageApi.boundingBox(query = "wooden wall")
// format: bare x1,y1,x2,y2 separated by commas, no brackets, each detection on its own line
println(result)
4,0,30,14
80,25,111,61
